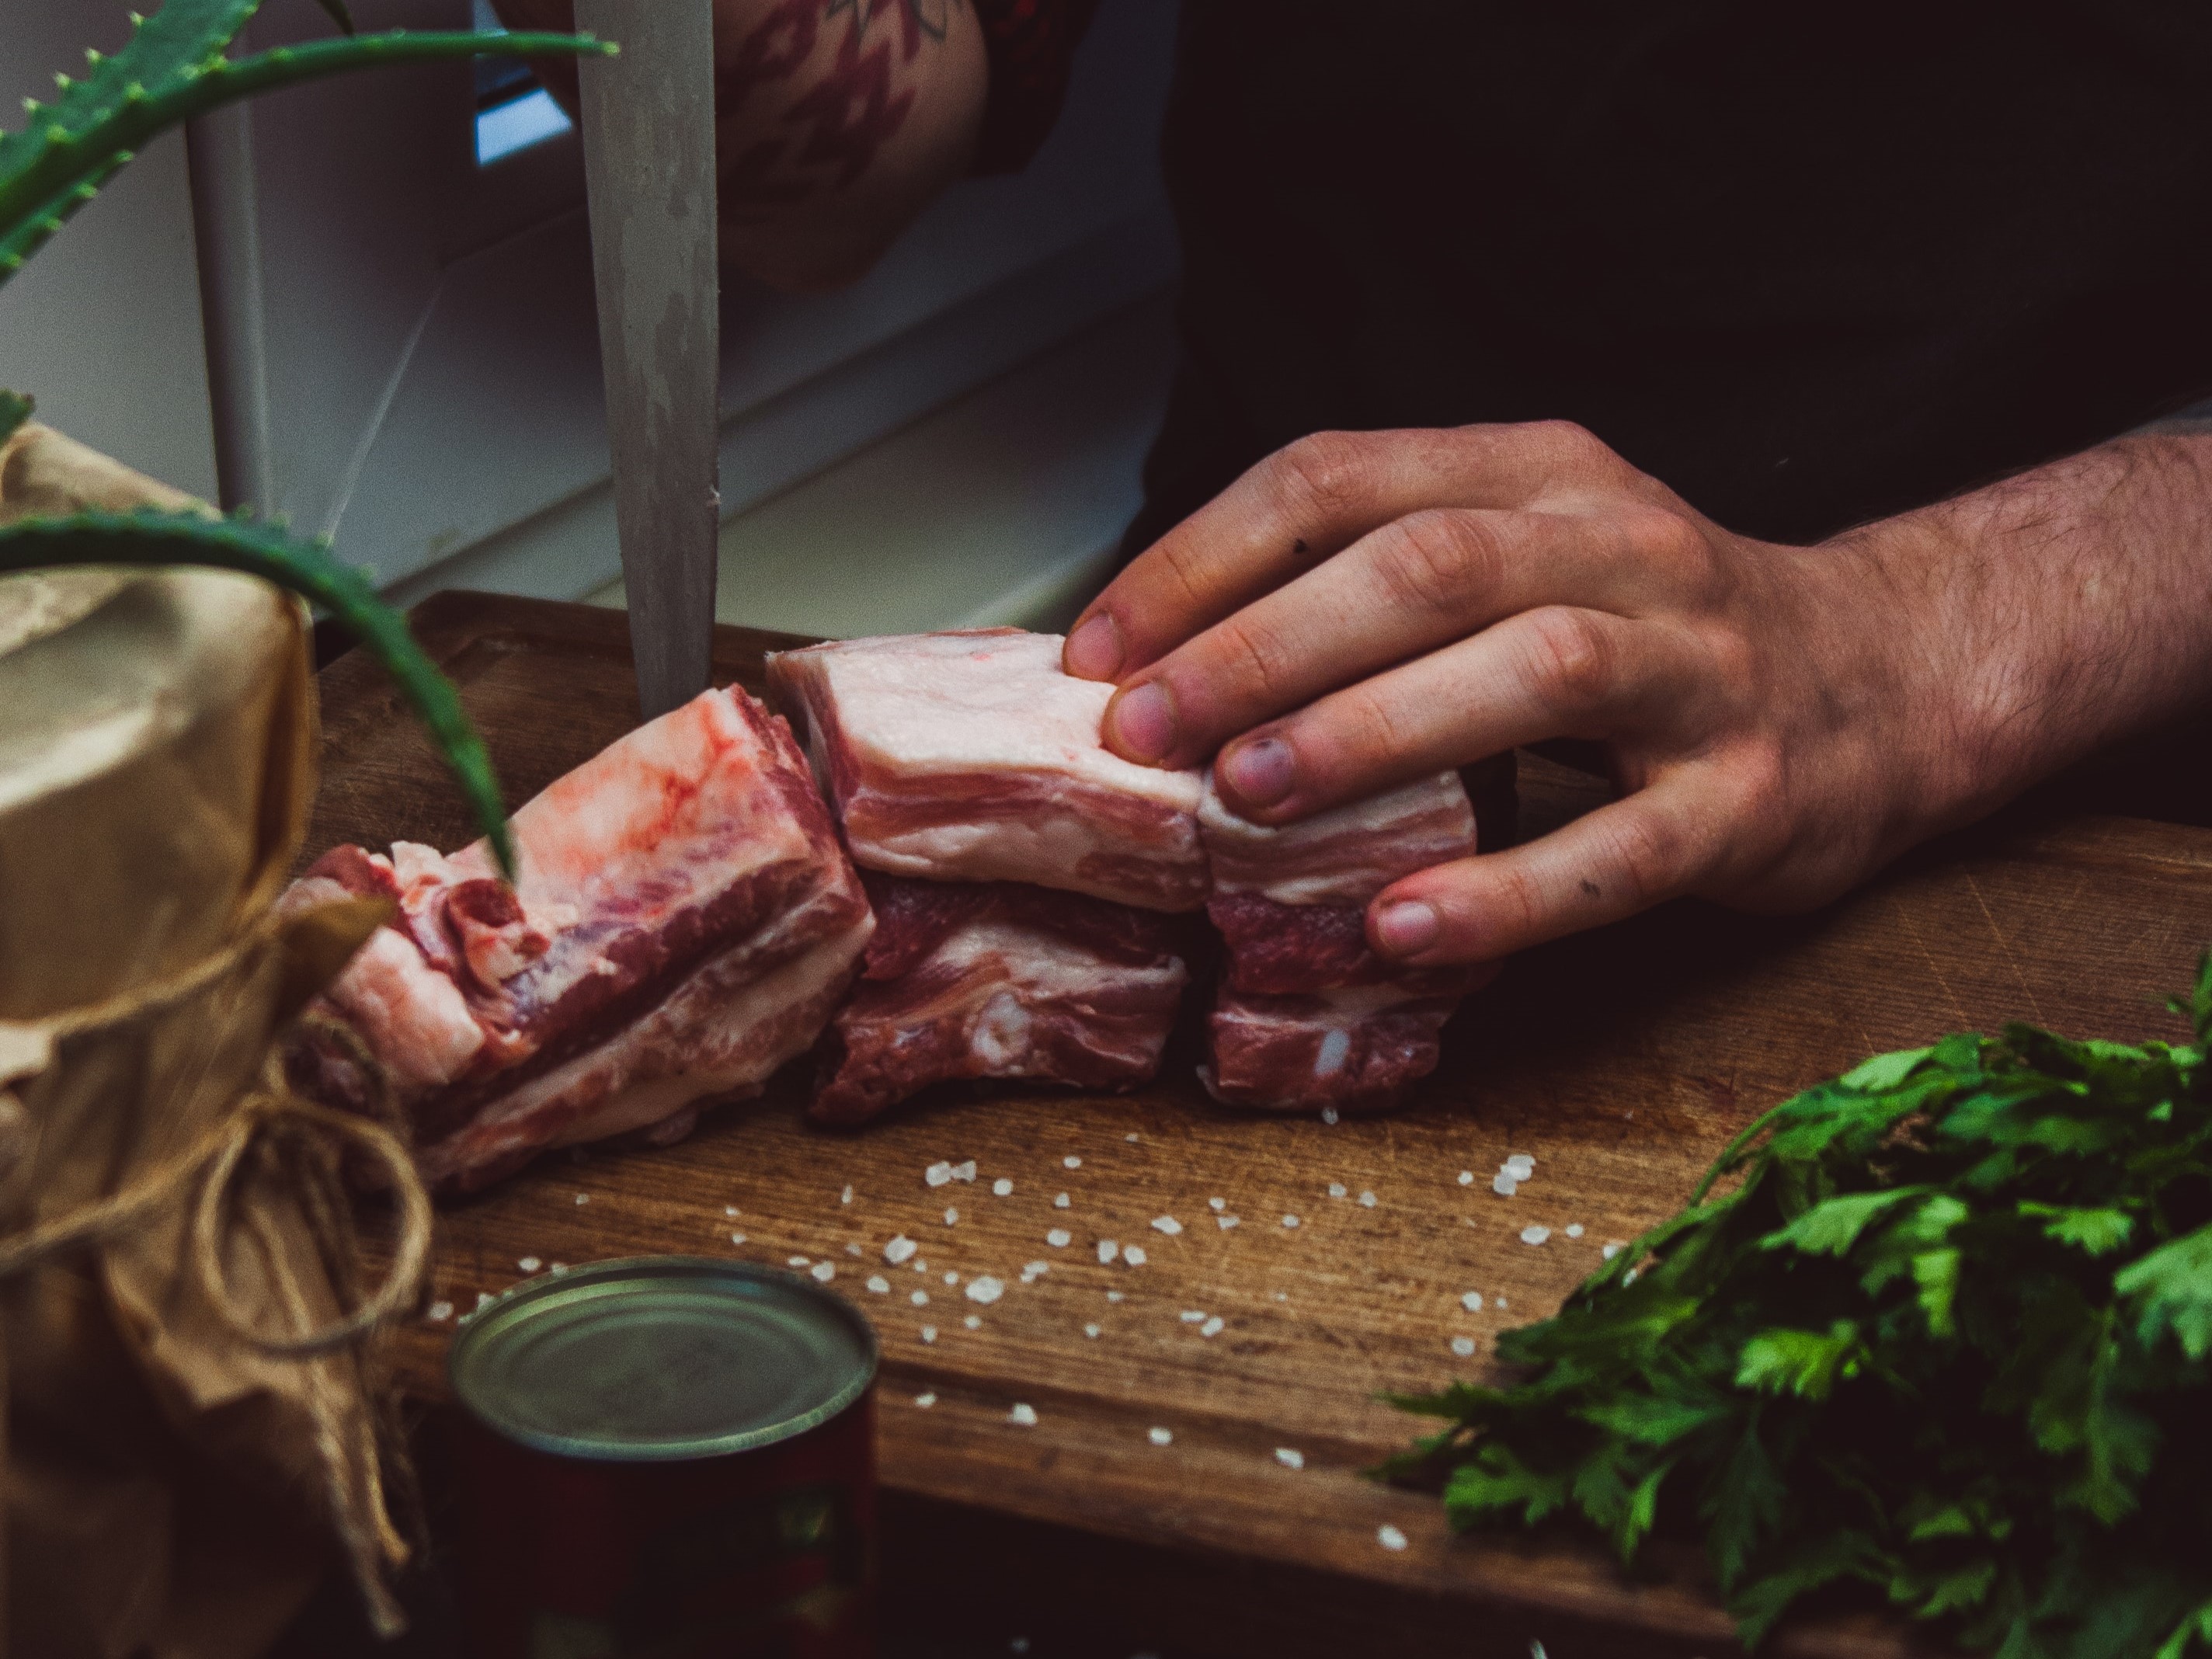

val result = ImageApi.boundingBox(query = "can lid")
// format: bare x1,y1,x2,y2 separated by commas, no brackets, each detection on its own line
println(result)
447,1257,877,1462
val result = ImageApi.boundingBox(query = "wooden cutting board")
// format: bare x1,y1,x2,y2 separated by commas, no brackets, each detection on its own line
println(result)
316,593,2212,1659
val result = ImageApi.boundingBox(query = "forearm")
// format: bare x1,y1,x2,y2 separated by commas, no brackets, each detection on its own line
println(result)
494,0,985,290
1842,430,2212,834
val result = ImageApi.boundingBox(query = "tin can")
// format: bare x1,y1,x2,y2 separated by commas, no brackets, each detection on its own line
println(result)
447,1256,878,1658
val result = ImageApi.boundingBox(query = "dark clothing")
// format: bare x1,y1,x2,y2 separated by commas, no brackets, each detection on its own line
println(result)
1122,2,2212,555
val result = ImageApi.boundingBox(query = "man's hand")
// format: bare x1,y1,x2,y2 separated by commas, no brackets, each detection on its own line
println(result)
1063,420,2212,968
493,0,984,290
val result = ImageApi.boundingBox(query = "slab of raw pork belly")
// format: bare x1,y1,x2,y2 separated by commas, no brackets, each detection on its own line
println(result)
811,868,1189,1125
283,685,872,1191
764,630,1208,910
1197,768,1478,1113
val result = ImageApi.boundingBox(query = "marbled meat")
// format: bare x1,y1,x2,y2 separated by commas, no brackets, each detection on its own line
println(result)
283,685,871,1191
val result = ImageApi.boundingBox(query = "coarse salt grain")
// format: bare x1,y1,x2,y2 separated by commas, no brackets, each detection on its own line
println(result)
475,1292,495,1311
944,1271,960,1285
1457,1170,1474,1186
1377,1525,1408,1551
1602,1243,1623,1260
518,1257,541,1272
1063,1155,1082,1169
788,1256,810,1268
840,1183,854,1205
944,1208,959,1225
1151,1216,1182,1236
1098,1240,1120,1264
1493,1173,1519,1196
1083,1323,1101,1337
1148,1427,1173,1446
1209,1197,1226,1212
993,1177,1014,1196
578,1193,591,1205
1321,1108,1340,1125
1451,1336,1477,1358
1497,1296,1510,1309
1053,1192,1070,1209
811,1263,835,1283
1521,1225,1552,1246
1009,1403,1038,1426
951,1160,976,1182
1358,1191,1377,1208
1106,1290,1125,1303
915,1392,937,1408
1021,1261,1049,1279
1275,1448,1305,1470
723,1205,737,1216
729,1233,747,1246
963,1315,981,1329
1327,1181,1348,1198
926,1161,953,1188
1180,1309,1207,1323
1565,1223,1585,1239
1048,1228,1073,1248
966,1276,1005,1305
1218,1215,1240,1230
885,1235,917,1264
1282,1215,1301,1229
920,1325,937,1343
1462,1291,1483,1312
427,1301,454,1322
1504,1153,1536,1178
1200,1316,1225,1338
912,1291,930,1306
866,1275,890,1294
1125,1133,1139,1142
1123,1245,1147,1266
550,1263,569,1275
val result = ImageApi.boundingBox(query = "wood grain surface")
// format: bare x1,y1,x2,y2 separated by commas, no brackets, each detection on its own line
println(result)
316,593,2212,1659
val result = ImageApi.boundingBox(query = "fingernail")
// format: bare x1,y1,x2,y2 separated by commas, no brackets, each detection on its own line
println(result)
1374,901,1440,957
1065,613,1123,681
1220,737,1293,808
1109,680,1177,762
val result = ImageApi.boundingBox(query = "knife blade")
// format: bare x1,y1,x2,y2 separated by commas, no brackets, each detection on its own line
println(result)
574,0,721,720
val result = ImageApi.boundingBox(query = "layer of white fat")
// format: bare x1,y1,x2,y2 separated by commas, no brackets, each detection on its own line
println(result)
779,631,1204,816
442,908,875,1163
1215,981,1445,1031
1198,767,1476,905
325,924,485,1088
861,814,1196,909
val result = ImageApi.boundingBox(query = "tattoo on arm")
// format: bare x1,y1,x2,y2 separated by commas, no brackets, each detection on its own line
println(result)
718,0,957,209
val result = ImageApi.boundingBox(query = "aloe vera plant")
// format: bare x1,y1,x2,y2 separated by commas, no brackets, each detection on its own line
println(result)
0,1,617,875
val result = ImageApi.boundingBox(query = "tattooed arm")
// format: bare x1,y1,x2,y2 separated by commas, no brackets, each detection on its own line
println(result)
496,0,985,290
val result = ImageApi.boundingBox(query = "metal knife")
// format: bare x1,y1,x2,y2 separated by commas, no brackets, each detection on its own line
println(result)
573,0,721,720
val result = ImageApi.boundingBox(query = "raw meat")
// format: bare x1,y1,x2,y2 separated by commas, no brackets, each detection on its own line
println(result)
812,868,1190,1125
1196,768,1478,1112
285,685,871,1191
765,630,1209,911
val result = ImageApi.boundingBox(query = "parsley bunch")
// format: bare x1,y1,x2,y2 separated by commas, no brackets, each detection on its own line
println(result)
1389,959,2212,1657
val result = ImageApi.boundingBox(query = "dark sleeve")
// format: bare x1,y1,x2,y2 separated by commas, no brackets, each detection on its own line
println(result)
968,0,1104,175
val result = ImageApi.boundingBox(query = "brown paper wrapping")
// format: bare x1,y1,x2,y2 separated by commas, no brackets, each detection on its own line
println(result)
0,423,430,1657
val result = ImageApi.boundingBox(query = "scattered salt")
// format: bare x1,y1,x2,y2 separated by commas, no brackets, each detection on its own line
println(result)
578,1194,591,1205
944,1208,960,1225
1358,1190,1377,1208
966,1276,1005,1305
729,1233,747,1246
885,1235,917,1264
1282,1215,1301,1229
915,1392,937,1408
1504,1153,1536,1178
1457,1170,1474,1187
1377,1525,1408,1551
1496,1297,1510,1309
840,1183,854,1205
518,1257,541,1273
1200,1316,1225,1337
1321,1108,1340,1125
1150,1216,1183,1236
944,1271,960,1285
1048,1228,1073,1248
1461,1291,1483,1312
1564,1223,1585,1239
920,1325,937,1344
1125,1133,1140,1142
951,1160,976,1182
1492,1173,1519,1197
1106,1290,1125,1303
1053,1193,1070,1209
993,1178,1014,1197
1602,1243,1623,1261
1148,1427,1173,1446
1180,1309,1207,1323
1209,1197,1226,1212
866,1275,890,1294
963,1315,980,1329
1063,1155,1082,1169
426,1301,454,1322
475,1292,495,1311
1009,1403,1038,1427
1123,1245,1148,1266
846,1243,863,1257
1450,1336,1477,1358
1083,1323,1101,1337
1021,1261,1049,1282
1520,1225,1552,1246
912,1260,928,1274
1098,1240,1120,1264
912,1291,930,1306
1328,1181,1348,1198
788,1256,811,1268
722,1205,737,1216
811,1263,835,1283
1275,1447,1305,1470
1218,1215,1240,1230
926,1161,954,1188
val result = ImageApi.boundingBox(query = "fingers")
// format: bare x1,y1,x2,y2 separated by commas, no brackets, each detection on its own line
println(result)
1064,422,1626,684
1209,607,1695,820
1367,781,1723,964
1101,506,1688,771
